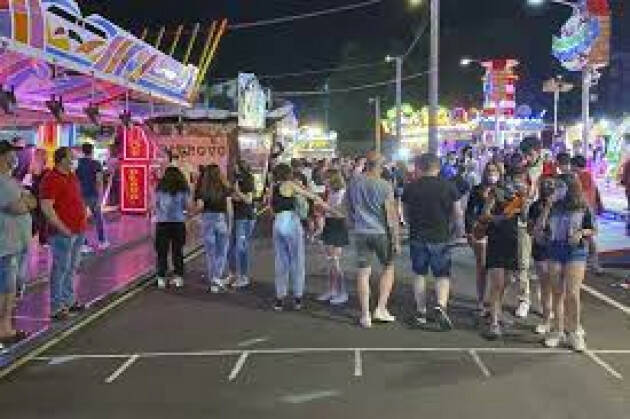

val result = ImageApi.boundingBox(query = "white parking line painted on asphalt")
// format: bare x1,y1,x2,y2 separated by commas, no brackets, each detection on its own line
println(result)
584,350,624,381
354,349,362,377
48,356,80,366
582,284,630,315
468,350,491,378
104,354,139,384
237,337,269,347
33,346,584,361
280,390,341,404
228,351,249,382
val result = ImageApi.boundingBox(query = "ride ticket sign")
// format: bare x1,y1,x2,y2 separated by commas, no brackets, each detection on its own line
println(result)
120,164,148,213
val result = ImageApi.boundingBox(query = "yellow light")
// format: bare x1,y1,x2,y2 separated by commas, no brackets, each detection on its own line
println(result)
409,0,423,7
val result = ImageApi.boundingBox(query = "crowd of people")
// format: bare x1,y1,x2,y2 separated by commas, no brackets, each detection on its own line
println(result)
0,134,621,355
0,140,113,349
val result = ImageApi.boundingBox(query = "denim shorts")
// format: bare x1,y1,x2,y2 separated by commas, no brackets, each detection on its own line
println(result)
409,239,452,277
354,233,393,269
549,241,588,264
0,254,18,294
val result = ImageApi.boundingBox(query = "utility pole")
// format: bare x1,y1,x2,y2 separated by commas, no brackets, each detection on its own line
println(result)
428,0,439,154
395,57,402,147
581,67,591,156
369,96,381,152
324,81,330,133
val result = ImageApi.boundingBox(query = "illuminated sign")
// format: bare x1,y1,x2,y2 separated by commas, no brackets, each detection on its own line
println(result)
238,73,266,130
120,164,148,213
154,134,229,173
123,126,150,161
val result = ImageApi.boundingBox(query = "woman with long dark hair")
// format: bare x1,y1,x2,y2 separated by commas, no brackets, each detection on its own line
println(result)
230,160,256,288
196,164,233,292
465,162,501,318
539,174,593,351
318,169,349,305
271,163,335,311
154,167,194,289
528,176,555,336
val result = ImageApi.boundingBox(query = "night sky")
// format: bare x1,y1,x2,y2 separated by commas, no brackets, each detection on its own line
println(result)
80,0,628,138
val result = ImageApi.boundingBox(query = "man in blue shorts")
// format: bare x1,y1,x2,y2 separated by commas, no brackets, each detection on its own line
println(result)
403,153,462,330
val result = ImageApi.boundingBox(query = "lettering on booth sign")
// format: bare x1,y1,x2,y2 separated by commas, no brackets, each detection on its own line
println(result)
156,135,229,171
121,165,148,212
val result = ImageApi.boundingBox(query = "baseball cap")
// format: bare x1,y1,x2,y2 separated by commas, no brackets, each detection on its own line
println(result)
0,139,21,155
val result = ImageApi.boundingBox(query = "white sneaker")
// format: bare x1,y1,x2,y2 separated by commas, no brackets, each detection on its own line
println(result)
330,292,348,305
316,291,334,302
156,277,167,289
97,241,111,250
535,323,551,335
359,315,372,328
567,331,586,352
232,277,250,288
208,278,225,293
544,331,566,348
217,277,231,287
373,307,396,323
576,325,586,337
515,300,530,319
171,276,184,288
80,245,93,254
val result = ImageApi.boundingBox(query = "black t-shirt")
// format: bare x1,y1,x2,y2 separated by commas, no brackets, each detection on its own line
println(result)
233,175,255,220
195,186,230,213
402,176,458,243
76,157,102,198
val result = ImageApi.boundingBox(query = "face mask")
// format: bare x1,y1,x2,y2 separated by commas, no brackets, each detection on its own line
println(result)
70,159,79,171
487,174,499,184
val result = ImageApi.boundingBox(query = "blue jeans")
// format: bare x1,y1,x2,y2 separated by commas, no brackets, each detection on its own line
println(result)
232,219,256,278
84,196,106,243
49,234,84,313
202,212,230,281
273,212,305,299
0,254,18,294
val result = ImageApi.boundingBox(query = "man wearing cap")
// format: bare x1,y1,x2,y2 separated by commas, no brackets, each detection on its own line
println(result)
39,147,88,321
0,140,36,345
346,151,400,328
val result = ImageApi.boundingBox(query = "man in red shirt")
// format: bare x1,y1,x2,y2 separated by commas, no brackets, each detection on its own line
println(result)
40,147,88,320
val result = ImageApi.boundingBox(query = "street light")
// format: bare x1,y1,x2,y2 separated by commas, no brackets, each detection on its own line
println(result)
526,0,581,12
460,57,474,67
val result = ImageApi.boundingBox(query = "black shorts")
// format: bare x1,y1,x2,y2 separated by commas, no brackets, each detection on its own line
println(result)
486,218,518,271
323,218,349,247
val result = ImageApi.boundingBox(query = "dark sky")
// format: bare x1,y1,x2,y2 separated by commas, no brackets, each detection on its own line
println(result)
80,0,628,135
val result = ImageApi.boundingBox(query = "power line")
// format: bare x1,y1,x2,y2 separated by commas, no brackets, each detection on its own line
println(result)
274,70,432,96
229,0,382,30
213,61,385,82
404,15,429,58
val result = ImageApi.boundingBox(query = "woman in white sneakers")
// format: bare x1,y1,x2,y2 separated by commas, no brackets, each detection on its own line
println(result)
318,169,349,305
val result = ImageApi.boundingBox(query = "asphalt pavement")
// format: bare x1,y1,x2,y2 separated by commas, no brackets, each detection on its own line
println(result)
0,237,628,419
